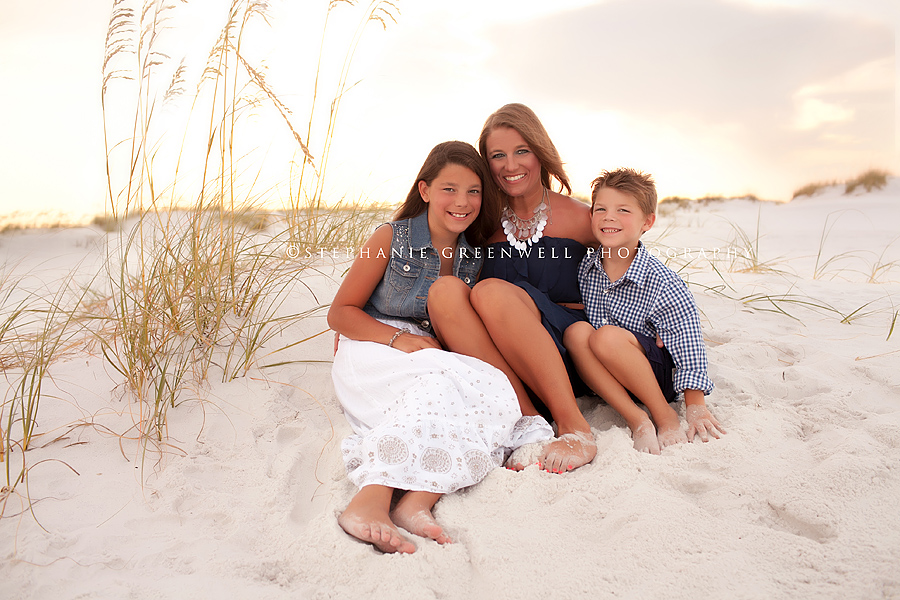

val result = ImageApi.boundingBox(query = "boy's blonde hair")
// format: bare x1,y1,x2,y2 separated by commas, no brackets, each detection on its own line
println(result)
591,168,657,216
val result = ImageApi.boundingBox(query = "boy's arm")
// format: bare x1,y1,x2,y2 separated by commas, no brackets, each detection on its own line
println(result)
652,280,713,395
653,279,724,441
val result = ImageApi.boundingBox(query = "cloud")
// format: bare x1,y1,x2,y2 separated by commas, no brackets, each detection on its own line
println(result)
489,0,892,118
480,0,894,196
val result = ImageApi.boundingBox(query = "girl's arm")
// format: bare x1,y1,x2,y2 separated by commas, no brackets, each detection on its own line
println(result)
326,225,439,352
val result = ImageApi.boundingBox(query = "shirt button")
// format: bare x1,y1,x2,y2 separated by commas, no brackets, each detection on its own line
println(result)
421,319,430,329
603,289,609,294
402,264,410,272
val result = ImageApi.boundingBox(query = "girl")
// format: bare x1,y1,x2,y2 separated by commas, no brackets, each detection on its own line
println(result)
327,141,552,554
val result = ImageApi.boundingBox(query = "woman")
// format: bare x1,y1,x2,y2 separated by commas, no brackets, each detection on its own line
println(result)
428,104,599,474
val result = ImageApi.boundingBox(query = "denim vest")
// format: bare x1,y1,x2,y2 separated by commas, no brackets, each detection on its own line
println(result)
363,212,482,334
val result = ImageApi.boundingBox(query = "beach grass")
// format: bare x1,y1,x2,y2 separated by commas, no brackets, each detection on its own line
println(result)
792,169,891,199
1,0,399,501
2,1,897,528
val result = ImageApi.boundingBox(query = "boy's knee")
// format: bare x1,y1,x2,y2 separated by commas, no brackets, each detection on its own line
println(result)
563,321,594,350
589,325,636,357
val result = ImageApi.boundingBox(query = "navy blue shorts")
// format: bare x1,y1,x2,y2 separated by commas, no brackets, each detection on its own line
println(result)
631,330,677,404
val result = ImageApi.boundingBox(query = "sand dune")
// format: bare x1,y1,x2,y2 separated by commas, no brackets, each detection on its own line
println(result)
2,181,899,599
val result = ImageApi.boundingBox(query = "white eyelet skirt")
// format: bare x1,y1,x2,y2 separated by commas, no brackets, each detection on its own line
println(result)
332,318,553,493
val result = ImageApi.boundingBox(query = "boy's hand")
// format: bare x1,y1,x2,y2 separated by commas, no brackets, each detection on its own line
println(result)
685,404,726,442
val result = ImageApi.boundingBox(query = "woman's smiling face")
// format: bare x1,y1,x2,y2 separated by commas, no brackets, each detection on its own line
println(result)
484,126,542,199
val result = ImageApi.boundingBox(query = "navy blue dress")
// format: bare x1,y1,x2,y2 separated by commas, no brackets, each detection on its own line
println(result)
479,237,591,410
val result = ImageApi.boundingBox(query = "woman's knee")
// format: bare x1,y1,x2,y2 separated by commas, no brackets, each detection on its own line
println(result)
470,278,518,315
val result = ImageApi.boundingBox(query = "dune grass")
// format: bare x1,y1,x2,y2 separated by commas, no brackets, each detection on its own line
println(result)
845,170,890,195
1,0,399,505
2,1,895,523
792,169,891,199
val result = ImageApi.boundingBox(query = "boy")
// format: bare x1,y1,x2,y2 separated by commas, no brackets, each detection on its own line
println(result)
563,168,725,455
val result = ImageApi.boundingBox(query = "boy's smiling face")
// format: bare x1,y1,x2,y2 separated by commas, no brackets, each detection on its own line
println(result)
590,186,656,252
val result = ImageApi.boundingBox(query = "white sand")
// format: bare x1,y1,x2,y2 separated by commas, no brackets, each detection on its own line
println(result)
2,182,899,599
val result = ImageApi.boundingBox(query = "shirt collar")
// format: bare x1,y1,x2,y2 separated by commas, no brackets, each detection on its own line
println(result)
407,211,476,255
623,241,650,287
591,241,650,287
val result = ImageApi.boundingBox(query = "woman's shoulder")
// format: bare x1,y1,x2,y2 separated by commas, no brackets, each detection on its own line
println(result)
551,191,591,212
547,192,595,247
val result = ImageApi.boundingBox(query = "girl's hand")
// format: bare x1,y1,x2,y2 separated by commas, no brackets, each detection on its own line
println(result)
685,404,726,442
391,332,442,353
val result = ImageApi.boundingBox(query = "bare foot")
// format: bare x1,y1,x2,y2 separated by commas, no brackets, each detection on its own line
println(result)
338,500,416,554
505,441,547,471
392,492,451,545
539,430,597,473
656,413,688,449
631,419,661,455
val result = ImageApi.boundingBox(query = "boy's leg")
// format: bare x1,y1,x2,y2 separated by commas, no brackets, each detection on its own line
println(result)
392,491,451,545
338,484,416,554
588,326,687,448
564,322,660,454
428,276,537,416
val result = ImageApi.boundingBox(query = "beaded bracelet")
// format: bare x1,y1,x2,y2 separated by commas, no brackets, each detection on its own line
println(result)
387,328,407,348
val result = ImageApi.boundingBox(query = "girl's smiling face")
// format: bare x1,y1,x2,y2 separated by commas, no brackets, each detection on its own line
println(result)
591,186,655,251
484,126,542,199
418,163,482,239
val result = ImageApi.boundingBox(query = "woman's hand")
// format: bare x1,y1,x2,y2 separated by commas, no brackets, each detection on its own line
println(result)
391,332,442,353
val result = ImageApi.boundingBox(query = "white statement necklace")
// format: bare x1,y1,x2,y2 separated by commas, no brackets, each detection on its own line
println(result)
501,187,551,251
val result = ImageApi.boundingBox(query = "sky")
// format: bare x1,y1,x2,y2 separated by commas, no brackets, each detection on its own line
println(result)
0,0,896,224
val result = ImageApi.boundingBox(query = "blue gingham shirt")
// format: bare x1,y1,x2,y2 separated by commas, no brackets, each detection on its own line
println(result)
578,242,713,395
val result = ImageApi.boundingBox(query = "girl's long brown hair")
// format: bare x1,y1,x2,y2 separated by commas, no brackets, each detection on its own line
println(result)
393,140,500,247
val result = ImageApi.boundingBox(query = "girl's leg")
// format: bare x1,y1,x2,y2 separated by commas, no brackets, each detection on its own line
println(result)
428,276,537,415
469,279,596,473
391,491,451,544
587,326,687,449
564,322,660,454
338,484,416,554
